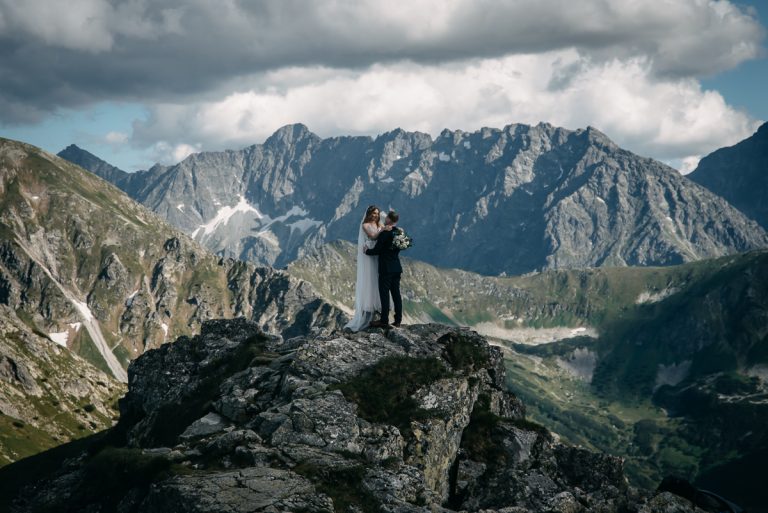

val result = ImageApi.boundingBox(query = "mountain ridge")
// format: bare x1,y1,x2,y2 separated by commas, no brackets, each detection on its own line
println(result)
1,137,346,375
689,121,768,230
59,122,768,275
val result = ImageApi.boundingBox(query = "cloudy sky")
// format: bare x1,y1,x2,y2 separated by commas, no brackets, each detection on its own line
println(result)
1,0,766,173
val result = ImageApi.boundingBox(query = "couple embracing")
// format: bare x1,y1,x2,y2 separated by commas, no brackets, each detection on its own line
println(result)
345,205,412,331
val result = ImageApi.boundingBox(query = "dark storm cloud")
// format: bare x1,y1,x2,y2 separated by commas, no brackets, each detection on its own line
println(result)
0,0,763,123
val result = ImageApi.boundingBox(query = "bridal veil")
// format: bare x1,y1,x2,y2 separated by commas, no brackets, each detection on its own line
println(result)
345,217,381,331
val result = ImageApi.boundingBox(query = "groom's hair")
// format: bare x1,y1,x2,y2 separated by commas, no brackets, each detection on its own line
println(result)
386,210,399,223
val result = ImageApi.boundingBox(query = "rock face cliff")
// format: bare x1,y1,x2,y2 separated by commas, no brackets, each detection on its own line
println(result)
0,137,346,383
0,137,345,467
5,320,704,513
689,122,768,230
60,123,768,275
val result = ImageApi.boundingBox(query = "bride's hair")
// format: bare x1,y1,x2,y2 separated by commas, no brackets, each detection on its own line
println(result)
362,205,379,224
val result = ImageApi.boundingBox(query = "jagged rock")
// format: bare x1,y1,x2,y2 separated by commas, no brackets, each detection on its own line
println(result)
140,467,334,513
4,321,703,512
0,355,38,395
409,377,477,501
179,412,230,440
638,492,709,513
118,318,271,447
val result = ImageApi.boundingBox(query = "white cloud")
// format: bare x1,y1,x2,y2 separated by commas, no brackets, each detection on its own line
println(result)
132,51,760,166
3,0,761,74
678,156,702,174
0,0,763,168
105,131,128,144
0,0,764,125
147,141,201,165
0,0,183,52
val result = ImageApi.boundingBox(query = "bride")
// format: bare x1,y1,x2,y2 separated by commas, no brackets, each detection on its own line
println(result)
345,205,392,331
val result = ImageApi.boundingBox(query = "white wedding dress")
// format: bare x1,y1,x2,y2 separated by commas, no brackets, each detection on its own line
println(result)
345,221,381,331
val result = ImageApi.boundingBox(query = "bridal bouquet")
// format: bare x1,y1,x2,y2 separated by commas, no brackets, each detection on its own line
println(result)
392,227,413,250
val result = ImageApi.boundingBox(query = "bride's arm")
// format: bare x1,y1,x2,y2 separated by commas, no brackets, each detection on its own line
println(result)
363,223,382,239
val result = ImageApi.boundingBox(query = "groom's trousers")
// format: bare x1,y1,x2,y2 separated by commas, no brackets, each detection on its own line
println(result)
378,271,402,324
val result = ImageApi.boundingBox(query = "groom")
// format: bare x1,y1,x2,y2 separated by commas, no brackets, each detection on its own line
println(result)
365,210,403,328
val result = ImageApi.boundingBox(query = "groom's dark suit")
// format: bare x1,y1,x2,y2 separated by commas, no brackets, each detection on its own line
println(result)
365,227,403,325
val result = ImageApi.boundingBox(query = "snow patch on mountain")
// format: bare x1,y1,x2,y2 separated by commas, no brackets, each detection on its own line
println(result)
636,287,680,304
49,331,69,347
73,299,94,322
289,218,323,233
126,289,139,307
193,195,264,237
654,360,691,390
256,229,280,247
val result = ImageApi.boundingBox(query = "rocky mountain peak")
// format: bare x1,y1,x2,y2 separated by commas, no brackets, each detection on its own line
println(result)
56,143,129,185
264,123,318,147
582,125,614,145
59,143,84,155
5,319,704,512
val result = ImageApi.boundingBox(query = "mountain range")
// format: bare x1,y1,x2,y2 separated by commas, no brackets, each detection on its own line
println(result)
59,123,768,275
0,121,765,511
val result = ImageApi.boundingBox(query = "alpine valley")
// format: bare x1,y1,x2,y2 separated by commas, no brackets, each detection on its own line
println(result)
0,120,764,513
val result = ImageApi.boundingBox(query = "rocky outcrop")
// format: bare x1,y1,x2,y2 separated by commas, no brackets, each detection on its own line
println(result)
61,123,768,274
6,320,704,512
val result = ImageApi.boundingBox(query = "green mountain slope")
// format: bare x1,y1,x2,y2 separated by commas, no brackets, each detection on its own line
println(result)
0,137,345,377
0,305,124,466
289,240,760,334
0,137,346,466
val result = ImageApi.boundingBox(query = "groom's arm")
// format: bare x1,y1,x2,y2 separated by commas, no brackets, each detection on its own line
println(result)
365,231,390,255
